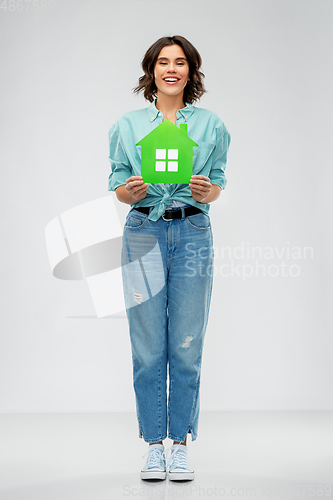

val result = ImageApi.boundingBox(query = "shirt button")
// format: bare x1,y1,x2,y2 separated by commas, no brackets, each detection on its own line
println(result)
151,118,154,121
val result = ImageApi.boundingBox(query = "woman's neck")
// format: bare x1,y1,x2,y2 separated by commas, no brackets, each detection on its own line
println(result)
155,93,186,123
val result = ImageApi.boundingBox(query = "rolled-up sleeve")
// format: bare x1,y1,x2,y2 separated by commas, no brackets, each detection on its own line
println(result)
108,121,132,192
209,122,231,190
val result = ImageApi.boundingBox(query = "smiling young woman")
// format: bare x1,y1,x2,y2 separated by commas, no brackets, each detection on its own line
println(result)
108,35,231,481
153,44,190,117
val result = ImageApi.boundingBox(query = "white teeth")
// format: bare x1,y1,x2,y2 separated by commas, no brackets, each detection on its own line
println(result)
164,78,179,82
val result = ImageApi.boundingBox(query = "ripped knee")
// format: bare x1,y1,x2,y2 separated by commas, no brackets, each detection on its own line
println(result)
182,335,193,348
133,289,143,304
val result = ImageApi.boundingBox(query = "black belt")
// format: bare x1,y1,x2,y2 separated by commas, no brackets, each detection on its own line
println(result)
133,205,203,221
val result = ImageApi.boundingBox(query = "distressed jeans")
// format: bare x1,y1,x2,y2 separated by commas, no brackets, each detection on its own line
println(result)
121,206,214,443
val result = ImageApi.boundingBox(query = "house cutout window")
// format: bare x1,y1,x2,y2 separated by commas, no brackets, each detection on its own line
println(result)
155,148,178,172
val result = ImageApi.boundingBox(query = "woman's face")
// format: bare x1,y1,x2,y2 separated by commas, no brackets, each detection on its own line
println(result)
154,44,190,100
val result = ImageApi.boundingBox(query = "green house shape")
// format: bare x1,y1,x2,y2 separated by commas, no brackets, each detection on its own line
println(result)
136,119,199,184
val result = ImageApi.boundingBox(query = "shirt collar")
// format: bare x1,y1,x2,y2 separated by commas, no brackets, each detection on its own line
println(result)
148,98,195,122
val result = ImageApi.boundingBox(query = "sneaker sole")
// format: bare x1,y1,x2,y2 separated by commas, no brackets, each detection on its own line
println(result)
168,471,195,481
141,470,166,480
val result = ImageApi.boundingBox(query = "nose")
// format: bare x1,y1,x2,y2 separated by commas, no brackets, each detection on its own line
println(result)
167,63,176,72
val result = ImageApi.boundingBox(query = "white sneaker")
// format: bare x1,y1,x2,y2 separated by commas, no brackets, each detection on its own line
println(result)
140,444,166,480
165,444,195,481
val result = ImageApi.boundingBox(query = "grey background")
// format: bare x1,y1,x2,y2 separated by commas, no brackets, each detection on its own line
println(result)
0,0,332,411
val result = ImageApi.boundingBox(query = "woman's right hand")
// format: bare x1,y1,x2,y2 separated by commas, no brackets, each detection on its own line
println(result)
125,176,149,201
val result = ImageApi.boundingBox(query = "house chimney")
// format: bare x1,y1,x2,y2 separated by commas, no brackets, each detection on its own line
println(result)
179,124,188,135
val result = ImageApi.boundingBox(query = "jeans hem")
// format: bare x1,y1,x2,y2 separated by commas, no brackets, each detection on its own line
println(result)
140,434,168,443
168,426,197,443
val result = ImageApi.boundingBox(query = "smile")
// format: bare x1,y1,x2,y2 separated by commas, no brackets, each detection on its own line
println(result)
163,77,180,85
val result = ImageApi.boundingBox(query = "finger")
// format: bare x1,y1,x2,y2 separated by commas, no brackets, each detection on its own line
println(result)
191,187,205,195
191,175,209,181
190,180,210,188
191,186,210,195
130,184,148,196
190,182,208,191
136,183,148,192
126,176,143,184
127,179,144,189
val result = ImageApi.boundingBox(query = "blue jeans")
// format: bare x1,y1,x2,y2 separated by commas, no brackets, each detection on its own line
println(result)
121,207,214,443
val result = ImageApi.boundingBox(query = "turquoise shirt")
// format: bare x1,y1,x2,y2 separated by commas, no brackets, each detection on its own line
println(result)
108,99,231,221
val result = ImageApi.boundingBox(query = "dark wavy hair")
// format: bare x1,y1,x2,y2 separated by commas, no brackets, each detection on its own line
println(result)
133,35,206,104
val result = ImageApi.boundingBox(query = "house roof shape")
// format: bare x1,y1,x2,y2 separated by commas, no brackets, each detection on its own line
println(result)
136,119,199,148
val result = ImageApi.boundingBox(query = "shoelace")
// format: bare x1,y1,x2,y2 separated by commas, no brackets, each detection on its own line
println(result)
165,445,188,468
141,447,166,468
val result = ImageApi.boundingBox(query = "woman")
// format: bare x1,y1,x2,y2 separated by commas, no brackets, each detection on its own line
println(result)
108,35,231,481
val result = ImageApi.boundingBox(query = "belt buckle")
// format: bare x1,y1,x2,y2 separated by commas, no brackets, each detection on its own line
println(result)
162,210,174,221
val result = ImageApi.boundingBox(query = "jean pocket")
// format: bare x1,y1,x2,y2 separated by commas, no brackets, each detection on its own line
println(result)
124,210,149,230
185,212,211,230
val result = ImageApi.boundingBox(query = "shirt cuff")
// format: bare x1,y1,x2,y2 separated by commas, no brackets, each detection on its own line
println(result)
108,173,128,192
209,175,227,191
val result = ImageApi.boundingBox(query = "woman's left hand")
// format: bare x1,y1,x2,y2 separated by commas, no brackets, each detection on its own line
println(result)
189,175,212,203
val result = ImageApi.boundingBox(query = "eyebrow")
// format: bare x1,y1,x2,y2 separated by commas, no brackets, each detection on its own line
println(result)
157,57,187,61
